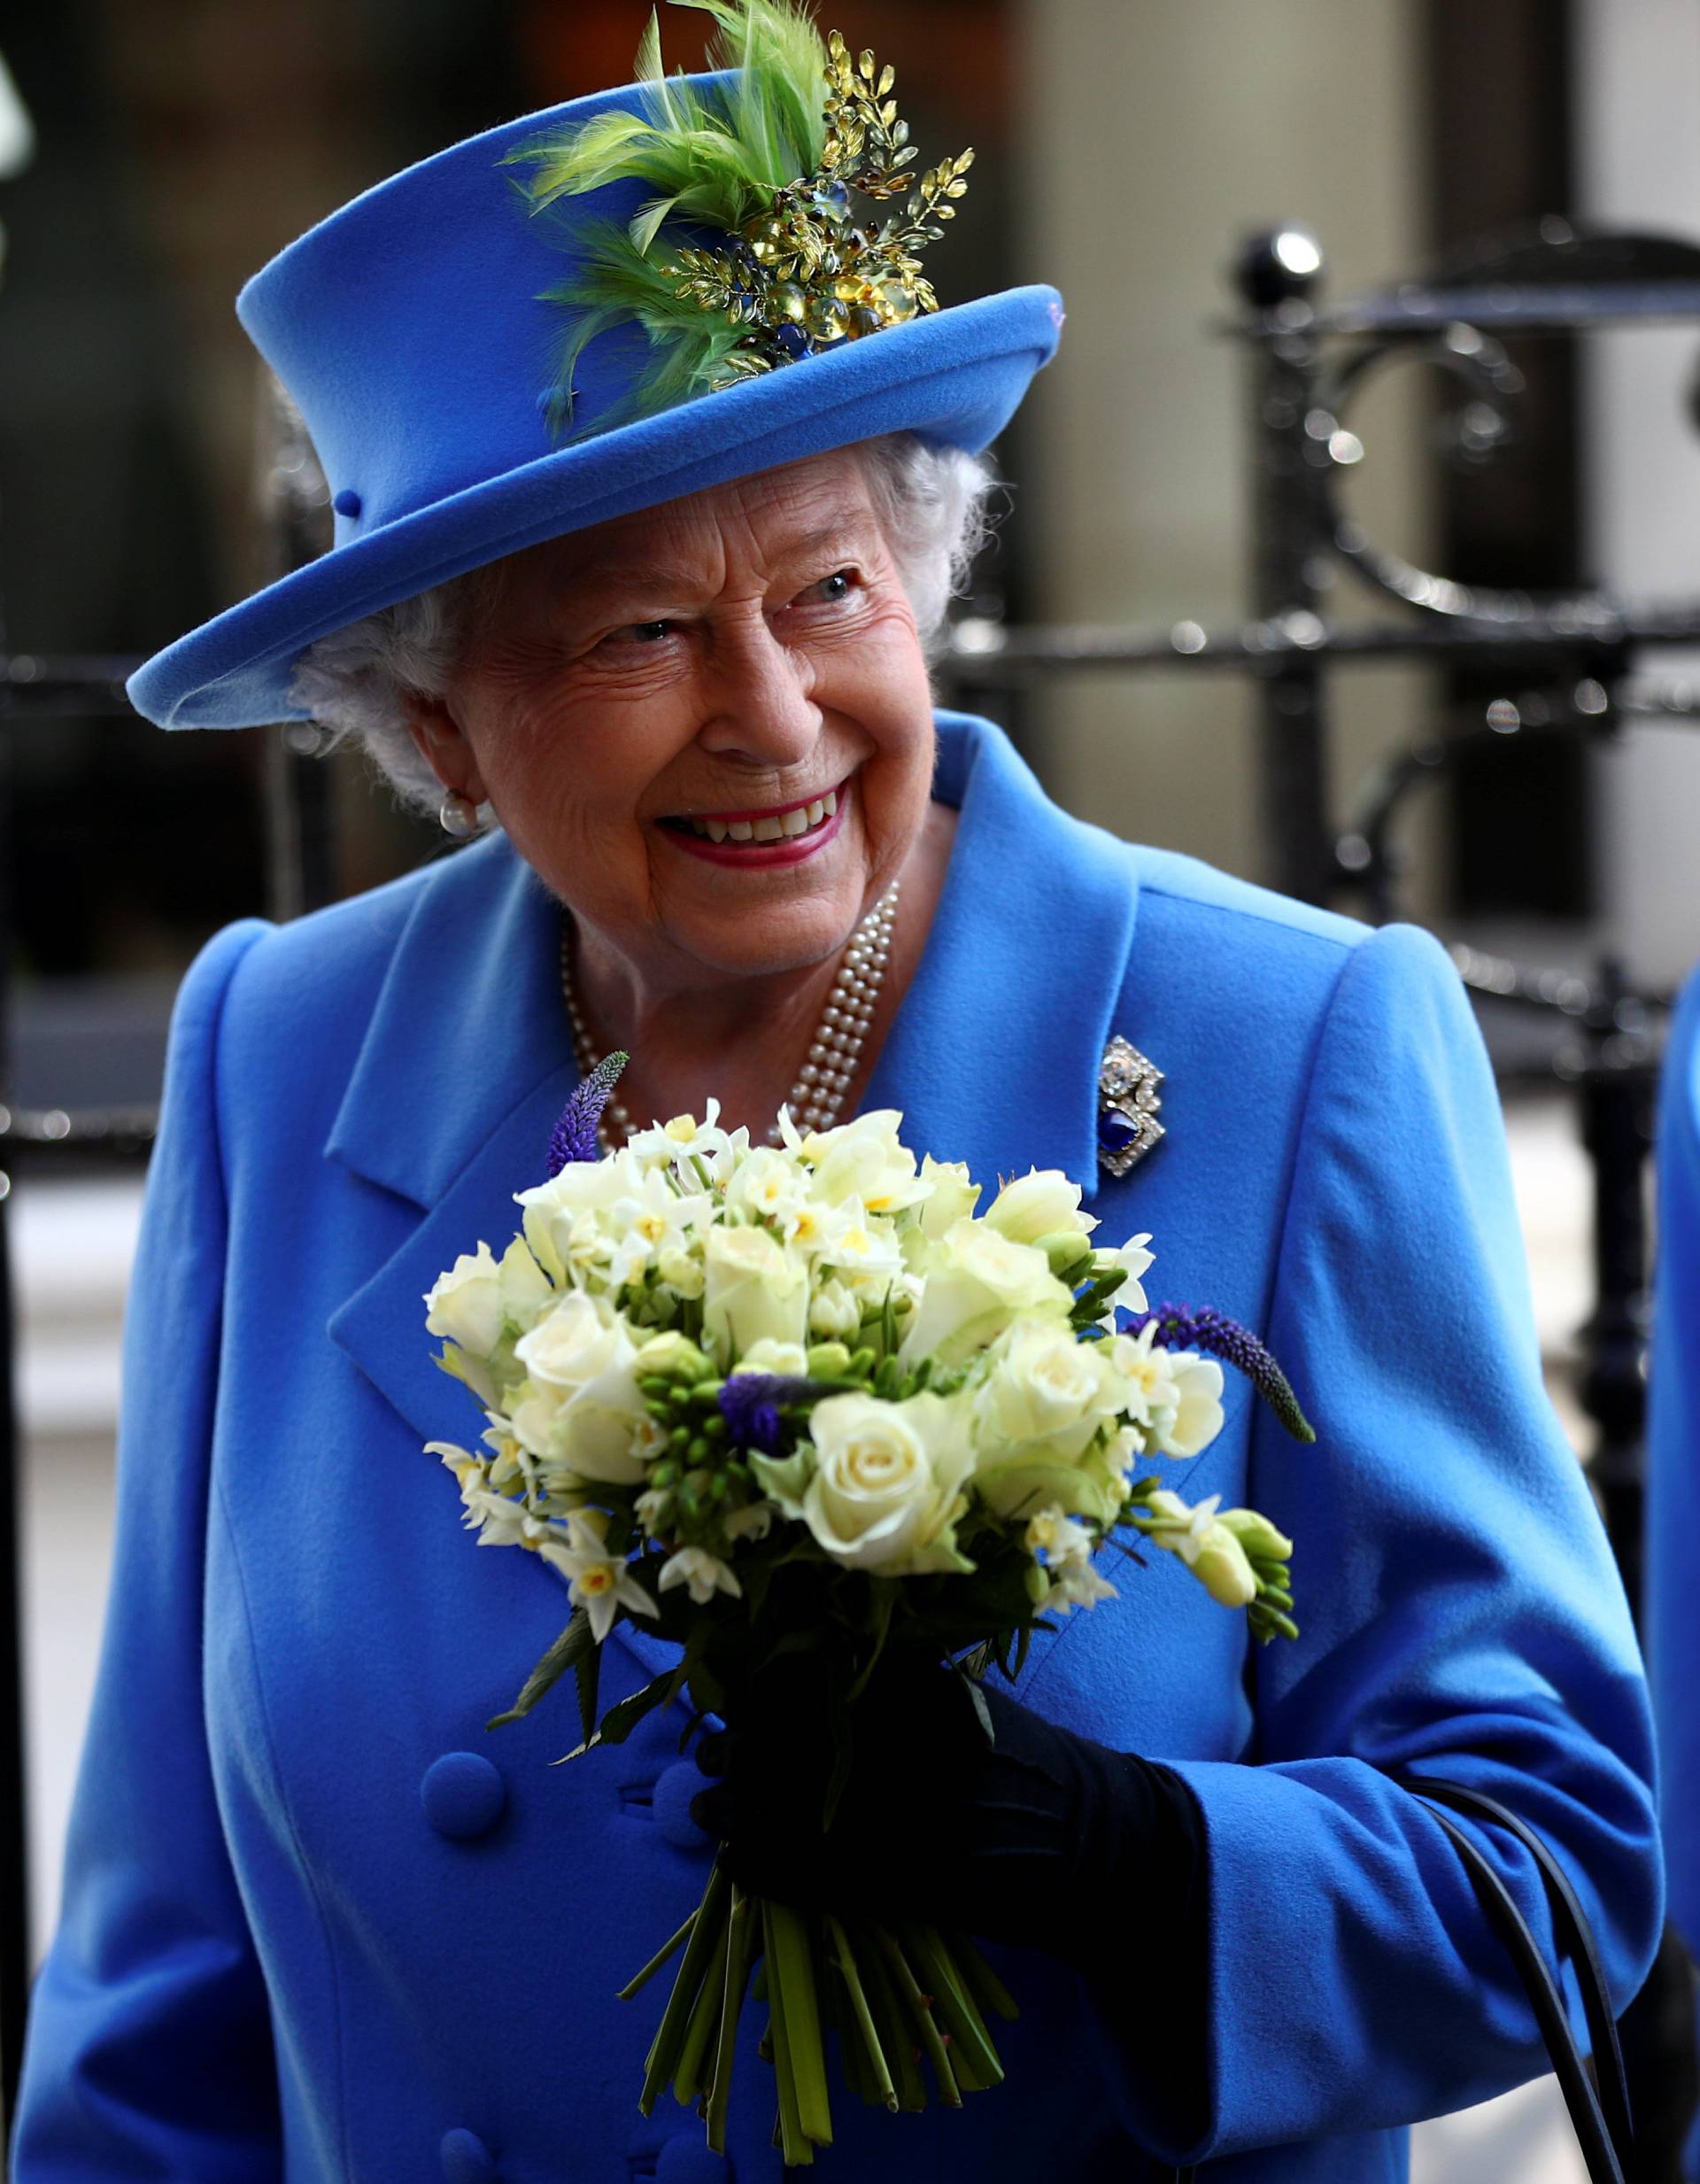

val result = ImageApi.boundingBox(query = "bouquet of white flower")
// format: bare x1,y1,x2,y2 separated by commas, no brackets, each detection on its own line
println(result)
424,1055,1310,2164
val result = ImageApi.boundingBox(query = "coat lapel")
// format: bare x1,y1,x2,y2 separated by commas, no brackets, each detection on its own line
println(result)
866,713,1139,1198
326,833,576,1450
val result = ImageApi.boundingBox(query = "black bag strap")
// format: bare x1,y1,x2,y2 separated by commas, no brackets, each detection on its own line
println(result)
1407,1777,1633,2153
1158,1777,1632,2184
1405,1776,1630,2184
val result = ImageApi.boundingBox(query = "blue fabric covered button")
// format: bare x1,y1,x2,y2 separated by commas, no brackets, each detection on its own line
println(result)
421,1753,507,1840
656,2134,731,2180
653,1759,715,1851
441,2126,498,2183
332,487,362,519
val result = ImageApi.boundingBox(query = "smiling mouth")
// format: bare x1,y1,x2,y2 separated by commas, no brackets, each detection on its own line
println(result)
660,782,843,847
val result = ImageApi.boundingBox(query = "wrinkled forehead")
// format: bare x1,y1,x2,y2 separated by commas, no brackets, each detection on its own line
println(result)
486,445,889,607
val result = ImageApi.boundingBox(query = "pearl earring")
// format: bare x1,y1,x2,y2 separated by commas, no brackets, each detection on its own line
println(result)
438,790,480,839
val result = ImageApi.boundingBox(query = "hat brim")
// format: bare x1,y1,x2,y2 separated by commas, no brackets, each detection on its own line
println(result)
128,284,1062,731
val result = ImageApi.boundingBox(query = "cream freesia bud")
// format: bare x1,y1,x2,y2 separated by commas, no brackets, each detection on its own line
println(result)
1191,1523,1259,1607
984,1168,1097,1246
1217,1507,1294,1561
1038,1229,1095,1281
635,1331,709,1382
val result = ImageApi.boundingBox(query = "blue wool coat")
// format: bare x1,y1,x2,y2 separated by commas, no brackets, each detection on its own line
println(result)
1648,969,1700,2182
14,714,1662,2183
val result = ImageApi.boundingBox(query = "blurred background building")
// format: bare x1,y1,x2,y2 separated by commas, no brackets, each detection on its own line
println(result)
4,1,1699,2174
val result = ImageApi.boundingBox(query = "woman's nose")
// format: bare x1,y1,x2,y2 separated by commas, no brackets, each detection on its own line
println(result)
695,615,821,767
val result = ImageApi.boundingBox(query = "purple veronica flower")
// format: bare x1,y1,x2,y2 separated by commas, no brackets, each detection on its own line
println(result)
1119,1302,1316,1444
715,1374,823,1456
545,1050,630,1176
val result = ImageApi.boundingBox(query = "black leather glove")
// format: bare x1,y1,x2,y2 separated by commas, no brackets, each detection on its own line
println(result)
688,1647,1203,1970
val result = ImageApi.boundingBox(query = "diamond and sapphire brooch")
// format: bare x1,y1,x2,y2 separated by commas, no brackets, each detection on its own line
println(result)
1097,1035,1165,1177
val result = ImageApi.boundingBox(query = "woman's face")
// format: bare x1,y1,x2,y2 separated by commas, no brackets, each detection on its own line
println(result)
411,446,937,988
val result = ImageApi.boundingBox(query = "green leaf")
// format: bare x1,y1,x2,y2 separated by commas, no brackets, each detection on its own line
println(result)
486,1607,595,1731
574,1634,602,1749
597,1662,687,1746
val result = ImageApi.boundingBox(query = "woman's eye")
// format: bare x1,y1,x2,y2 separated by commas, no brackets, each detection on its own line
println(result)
614,619,674,645
801,569,856,607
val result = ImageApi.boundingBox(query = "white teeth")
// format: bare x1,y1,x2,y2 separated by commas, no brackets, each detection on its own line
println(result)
781,806,810,837
727,818,753,841
806,799,824,827
823,789,838,817
753,814,784,841
704,818,729,843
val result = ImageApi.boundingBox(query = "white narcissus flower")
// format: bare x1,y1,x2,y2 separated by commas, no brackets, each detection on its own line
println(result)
1106,1324,1225,1457
983,1169,1099,1247
727,1146,808,1228
1024,1503,1118,1615
424,1243,506,1359
1096,1234,1155,1320
537,1510,659,1643
722,1500,776,1543
821,1202,908,1295
510,1292,653,1483
897,1217,1072,1368
776,1390,976,1575
702,1221,809,1367
658,1545,744,1606
1024,1504,1095,1565
605,1167,714,1289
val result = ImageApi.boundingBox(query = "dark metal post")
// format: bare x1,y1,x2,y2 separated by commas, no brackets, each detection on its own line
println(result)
1239,228,1333,905
0,609,30,2136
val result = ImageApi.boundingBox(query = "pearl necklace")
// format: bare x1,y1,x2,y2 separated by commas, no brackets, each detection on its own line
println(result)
558,882,900,1152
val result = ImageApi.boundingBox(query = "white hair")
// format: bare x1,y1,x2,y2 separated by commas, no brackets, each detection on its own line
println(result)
289,433,998,816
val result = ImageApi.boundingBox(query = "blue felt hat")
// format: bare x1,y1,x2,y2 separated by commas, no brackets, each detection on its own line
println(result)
127,74,1063,731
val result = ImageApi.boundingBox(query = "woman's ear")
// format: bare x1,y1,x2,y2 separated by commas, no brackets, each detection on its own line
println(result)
403,689,490,809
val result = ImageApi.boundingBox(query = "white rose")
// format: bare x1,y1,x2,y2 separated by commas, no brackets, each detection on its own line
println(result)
792,1390,976,1574
510,1292,652,1483
515,1150,644,1280
424,1243,505,1358
702,1223,809,1367
898,1217,1072,1368
982,1169,1098,1247
973,1319,1124,1463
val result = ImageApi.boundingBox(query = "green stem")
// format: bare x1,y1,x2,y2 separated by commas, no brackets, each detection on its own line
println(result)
617,1905,699,2002
638,1863,730,2115
761,1901,813,2166
673,1916,730,2108
859,1923,927,2112
877,1927,960,2108
826,1916,898,2111
948,1930,1022,2023
706,1886,758,2154
766,1899,833,2146
904,1925,1003,2089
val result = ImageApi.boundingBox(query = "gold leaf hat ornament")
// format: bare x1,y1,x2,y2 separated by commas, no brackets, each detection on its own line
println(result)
124,0,1061,731
507,0,976,436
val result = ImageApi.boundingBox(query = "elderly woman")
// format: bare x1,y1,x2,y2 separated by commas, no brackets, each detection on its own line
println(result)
14,8,1661,2180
